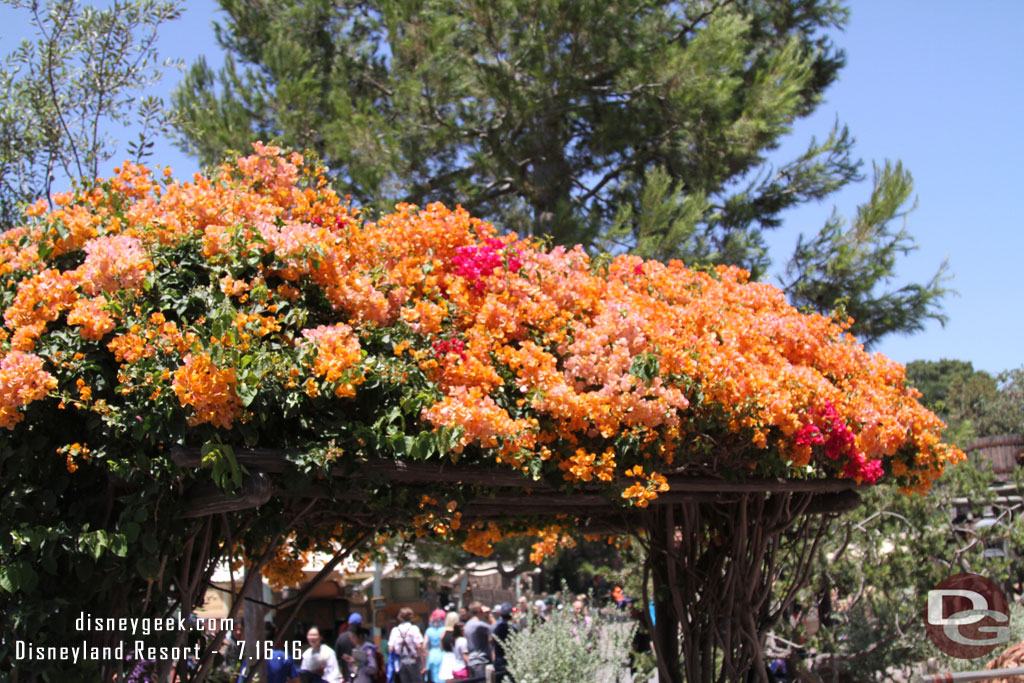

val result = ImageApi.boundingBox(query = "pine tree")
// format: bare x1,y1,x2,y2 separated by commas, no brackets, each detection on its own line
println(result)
171,0,949,344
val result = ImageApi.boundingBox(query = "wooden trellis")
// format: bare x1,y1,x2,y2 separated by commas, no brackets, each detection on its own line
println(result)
169,446,862,682
171,447,862,520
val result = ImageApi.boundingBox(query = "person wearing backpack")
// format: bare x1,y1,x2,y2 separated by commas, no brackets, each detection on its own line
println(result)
346,625,384,683
370,638,388,683
387,608,425,683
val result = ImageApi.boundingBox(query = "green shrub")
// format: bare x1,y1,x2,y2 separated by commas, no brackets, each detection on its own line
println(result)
504,601,635,683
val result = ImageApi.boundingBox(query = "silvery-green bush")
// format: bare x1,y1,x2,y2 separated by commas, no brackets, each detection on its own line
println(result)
504,603,635,683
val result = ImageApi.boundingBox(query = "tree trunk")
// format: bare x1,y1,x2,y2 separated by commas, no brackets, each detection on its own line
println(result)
643,494,828,682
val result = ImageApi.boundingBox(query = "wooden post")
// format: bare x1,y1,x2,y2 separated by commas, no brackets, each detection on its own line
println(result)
649,507,683,683
243,569,267,682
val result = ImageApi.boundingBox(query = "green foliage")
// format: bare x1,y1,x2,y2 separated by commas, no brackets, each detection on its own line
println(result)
504,598,635,683
0,419,190,681
794,458,1024,679
906,358,995,447
793,360,1024,679
906,359,986,414
171,0,950,344
906,359,1024,447
783,161,951,347
0,0,182,229
201,440,246,493
976,368,1024,437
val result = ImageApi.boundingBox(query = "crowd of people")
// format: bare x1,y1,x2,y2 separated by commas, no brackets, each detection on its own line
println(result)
286,600,523,683
213,586,656,683
240,594,611,683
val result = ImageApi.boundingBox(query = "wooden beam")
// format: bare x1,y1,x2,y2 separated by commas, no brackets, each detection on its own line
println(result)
179,472,274,518
170,447,861,495
178,482,859,520
802,490,861,515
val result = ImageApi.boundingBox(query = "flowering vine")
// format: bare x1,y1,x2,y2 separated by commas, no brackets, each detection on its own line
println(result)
0,143,963,560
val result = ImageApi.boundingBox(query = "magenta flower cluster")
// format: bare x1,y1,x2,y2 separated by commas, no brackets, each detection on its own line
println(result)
451,238,522,292
794,403,882,483
432,338,467,361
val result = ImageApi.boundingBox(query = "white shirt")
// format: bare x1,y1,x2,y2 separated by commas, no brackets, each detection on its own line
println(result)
388,622,424,661
301,643,342,683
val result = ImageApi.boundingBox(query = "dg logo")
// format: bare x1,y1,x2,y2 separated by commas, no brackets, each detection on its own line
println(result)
925,573,1011,659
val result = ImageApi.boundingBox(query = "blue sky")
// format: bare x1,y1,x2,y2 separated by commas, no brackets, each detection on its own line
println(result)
2,1,1021,376
764,2,1024,377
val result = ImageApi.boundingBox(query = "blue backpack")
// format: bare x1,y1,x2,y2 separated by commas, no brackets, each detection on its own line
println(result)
386,647,401,683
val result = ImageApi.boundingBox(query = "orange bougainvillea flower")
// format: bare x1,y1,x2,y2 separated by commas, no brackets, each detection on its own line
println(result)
0,142,961,502
171,353,243,429
0,351,58,428
301,323,362,384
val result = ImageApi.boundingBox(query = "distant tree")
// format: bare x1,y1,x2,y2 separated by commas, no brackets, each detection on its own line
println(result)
906,359,1024,446
791,361,1024,680
171,0,949,345
906,359,985,412
906,359,999,447
973,368,1024,437
791,462,1020,681
0,0,182,229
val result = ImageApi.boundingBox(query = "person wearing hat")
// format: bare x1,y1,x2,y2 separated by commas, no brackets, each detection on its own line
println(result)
424,609,447,682
335,612,364,680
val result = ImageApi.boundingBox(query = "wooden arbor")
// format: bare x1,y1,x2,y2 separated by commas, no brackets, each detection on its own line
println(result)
173,447,861,683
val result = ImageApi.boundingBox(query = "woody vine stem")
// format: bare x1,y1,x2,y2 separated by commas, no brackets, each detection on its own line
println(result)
640,493,830,683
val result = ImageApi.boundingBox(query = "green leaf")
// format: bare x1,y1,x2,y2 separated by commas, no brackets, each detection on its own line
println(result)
0,566,13,593
3,561,40,593
629,353,660,385
122,521,141,543
80,530,109,561
410,432,433,460
237,379,258,407
109,534,128,558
